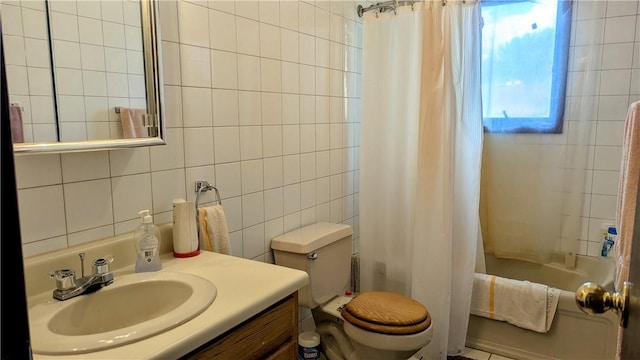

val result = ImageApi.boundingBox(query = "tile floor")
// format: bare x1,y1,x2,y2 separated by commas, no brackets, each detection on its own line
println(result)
461,347,516,360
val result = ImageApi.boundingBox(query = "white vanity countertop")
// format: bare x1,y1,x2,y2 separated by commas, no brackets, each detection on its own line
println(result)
28,249,309,359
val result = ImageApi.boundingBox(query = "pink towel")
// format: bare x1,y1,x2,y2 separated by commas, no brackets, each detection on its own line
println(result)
614,101,640,360
120,107,148,138
9,104,24,143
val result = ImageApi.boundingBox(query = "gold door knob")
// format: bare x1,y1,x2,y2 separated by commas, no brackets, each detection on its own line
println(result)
575,281,631,328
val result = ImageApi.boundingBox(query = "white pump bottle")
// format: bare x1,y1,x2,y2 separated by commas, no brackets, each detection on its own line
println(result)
134,209,162,272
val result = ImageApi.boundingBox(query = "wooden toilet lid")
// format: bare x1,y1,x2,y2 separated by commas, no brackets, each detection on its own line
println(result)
341,291,431,335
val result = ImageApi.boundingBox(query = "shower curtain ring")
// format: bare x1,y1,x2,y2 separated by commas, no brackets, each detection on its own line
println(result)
442,0,447,6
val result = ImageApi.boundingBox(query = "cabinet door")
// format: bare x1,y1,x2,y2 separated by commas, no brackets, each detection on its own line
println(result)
185,293,298,360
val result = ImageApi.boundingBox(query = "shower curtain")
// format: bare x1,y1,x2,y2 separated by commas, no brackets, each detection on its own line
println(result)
359,1,483,358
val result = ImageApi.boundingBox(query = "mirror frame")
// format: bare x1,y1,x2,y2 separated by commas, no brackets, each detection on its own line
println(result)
13,0,165,155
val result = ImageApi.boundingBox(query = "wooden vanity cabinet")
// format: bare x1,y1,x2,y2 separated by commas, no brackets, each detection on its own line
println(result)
183,292,299,360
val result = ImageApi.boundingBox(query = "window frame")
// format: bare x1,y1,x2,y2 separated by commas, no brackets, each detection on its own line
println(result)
481,0,573,134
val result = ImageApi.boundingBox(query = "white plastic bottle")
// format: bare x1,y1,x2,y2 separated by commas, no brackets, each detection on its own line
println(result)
134,209,162,272
600,226,617,258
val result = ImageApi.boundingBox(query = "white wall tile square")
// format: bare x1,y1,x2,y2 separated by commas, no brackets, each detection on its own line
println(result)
260,23,281,59
208,0,235,14
264,187,284,220
299,1,315,35
315,7,330,39
284,183,301,215
212,89,239,126
24,38,49,68
299,64,316,95
78,17,104,46
109,148,150,178
237,54,261,91
214,127,241,163
300,152,316,181
604,16,636,44
184,127,215,167
216,162,242,198
241,159,264,194
51,11,79,42
263,125,283,157
151,168,187,214
242,192,264,227
243,223,265,259
261,58,282,92
282,155,300,186
239,91,262,125
61,151,110,182
64,179,114,233
211,50,238,89
180,44,211,87
263,156,284,189
240,126,263,160
299,33,316,65
18,185,67,243
259,1,279,25
282,94,300,124
111,173,153,222
161,41,181,86
159,0,179,42
182,87,214,127
178,1,210,47
283,125,300,155
103,22,127,48
235,0,259,20
236,17,260,56
262,92,282,125
280,1,298,30
14,154,61,189
210,9,237,52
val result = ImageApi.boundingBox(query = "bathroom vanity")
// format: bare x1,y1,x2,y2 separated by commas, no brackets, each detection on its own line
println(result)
23,225,309,359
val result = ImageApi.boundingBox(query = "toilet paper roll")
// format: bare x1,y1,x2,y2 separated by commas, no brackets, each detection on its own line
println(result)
172,199,199,257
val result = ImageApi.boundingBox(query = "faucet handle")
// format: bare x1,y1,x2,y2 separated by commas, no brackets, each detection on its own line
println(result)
92,255,115,275
50,269,76,291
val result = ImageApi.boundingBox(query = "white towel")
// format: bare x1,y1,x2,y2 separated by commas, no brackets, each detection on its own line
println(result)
120,107,148,138
197,205,231,255
470,273,561,333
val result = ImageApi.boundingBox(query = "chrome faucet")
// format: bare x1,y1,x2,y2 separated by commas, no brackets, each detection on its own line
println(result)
49,253,115,301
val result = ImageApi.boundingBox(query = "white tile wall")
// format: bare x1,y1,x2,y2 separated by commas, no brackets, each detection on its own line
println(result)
15,0,363,264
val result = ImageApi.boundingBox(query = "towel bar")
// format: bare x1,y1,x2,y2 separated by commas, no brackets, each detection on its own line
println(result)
194,180,221,211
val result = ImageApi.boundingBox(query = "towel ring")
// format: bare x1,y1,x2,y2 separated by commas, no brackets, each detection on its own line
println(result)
194,180,222,211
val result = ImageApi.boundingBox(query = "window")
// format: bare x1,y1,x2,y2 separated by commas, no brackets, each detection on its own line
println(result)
481,0,572,133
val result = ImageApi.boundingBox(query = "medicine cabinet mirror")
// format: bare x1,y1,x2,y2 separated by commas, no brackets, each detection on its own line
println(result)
2,0,165,154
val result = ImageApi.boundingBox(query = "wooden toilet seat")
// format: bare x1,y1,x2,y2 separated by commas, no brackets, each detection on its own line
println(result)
341,291,431,335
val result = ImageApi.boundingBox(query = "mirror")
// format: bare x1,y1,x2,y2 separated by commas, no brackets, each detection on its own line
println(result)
1,0,165,154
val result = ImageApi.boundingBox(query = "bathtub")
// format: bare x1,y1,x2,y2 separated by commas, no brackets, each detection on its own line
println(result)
466,254,618,360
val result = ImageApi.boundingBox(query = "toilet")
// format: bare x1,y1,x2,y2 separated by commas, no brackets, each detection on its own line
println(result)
271,222,433,360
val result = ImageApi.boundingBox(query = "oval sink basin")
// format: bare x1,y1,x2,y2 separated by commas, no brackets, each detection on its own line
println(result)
29,272,216,355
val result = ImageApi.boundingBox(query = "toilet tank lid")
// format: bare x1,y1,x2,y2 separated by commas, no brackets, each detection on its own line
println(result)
271,222,353,254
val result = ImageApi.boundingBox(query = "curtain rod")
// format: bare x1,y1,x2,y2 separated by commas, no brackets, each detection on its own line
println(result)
357,0,418,17
357,0,475,17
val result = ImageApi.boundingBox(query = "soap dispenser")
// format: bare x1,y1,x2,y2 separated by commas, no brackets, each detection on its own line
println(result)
134,209,162,272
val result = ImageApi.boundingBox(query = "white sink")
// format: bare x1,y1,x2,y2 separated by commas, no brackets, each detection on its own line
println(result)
29,271,217,355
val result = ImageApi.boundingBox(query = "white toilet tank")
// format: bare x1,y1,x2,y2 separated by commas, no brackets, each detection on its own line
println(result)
271,222,353,308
